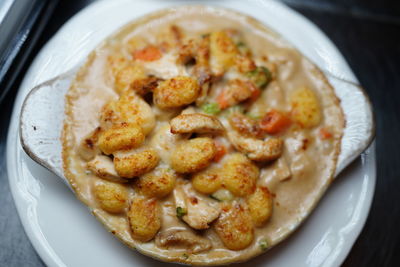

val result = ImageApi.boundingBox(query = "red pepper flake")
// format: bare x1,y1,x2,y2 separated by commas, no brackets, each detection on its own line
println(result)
319,127,333,140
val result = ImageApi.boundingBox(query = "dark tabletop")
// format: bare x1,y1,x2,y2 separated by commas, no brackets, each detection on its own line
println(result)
1,0,399,266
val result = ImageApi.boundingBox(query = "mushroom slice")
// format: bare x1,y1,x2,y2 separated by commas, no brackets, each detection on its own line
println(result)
87,155,127,183
170,113,224,134
173,187,221,230
227,131,283,162
155,229,212,253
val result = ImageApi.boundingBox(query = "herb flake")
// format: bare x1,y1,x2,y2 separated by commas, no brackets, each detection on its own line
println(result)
201,102,221,115
176,207,187,218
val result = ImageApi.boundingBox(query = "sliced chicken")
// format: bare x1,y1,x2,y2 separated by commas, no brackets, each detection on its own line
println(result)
173,186,221,230
170,113,224,134
260,157,292,190
77,127,102,161
87,155,127,183
155,229,212,253
227,130,283,162
228,112,263,138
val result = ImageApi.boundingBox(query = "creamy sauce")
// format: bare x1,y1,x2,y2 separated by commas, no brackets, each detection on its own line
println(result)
62,6,344,265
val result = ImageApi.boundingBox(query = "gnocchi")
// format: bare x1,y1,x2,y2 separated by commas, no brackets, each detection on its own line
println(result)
128,197,161,241
114,65,146,94
221,153,259,197
97,123,144,155
191,166,222,194
114,149,159,178
93,180,128,213
247,186,273,226
100,94,155,135
170,137,216,173
291,87,322,128
154,76,200,109
135,167,176,198
214,202,254,250
210,31,238,74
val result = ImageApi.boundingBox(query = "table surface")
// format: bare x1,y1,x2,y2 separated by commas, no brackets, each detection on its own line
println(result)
1,0,399,266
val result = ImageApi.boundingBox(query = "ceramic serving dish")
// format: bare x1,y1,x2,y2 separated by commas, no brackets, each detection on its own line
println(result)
10,1,375,266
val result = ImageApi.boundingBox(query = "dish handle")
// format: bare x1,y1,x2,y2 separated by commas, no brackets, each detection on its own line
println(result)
19,68,78,187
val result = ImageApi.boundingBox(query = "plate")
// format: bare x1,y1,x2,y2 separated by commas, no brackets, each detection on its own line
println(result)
7,0,376,266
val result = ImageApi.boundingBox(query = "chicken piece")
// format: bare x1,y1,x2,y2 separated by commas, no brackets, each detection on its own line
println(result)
194,70,212,106
113,149,159,178
153,76,200,109
262,156,292,184
149,124,189,164
217,79,254,109
214,202,254,250
170,137,216,174
155,229,212,254
87,155,127,183
97,123,144,155
234,55,256,73
170,113,224,135
93,180,128,213
100,93,155,135
221,153,258,197
135,167,177,198
247,186,273,227
154,25,182,53
174,187,221,230
227,131,283,162
229,112,263,138
291,87,321,128
185,197,221,230
128,197,161,242
177,38,198,65
77,127,102,161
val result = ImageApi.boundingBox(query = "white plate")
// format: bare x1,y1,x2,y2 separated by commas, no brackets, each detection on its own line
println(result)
7,0,376,266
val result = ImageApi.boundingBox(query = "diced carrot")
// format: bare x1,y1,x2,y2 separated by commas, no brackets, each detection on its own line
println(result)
319,127,333,140
133,46,162,61
213,141,227,162
260,109,291,135
216,90,230,110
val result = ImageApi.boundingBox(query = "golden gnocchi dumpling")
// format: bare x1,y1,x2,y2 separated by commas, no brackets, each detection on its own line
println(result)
97,123,144,155
100,94,155,135
93,180,128,213
128,197,161,242
171,137,216,174
214,202,254,250
191,166,222,194
114,149,159,178
118,94,156,134
221,153,259,197
291,87,321,128
107,54,129,76
153,76,200,109
114,65,145,94
135,168,176,198
210,31,238,73
100,100,119,128
247,186,273,227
